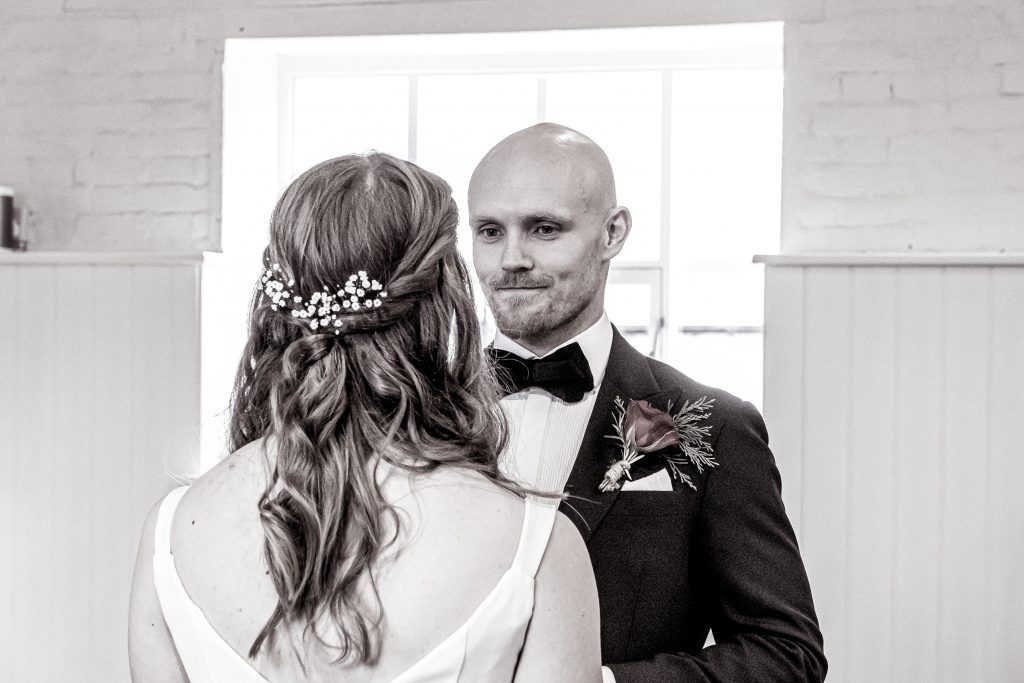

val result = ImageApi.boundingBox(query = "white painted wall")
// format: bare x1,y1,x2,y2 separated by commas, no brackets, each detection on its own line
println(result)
783,4,1024,252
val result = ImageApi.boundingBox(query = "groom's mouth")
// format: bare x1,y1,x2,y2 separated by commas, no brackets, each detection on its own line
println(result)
494,286,548,296
489,275,554,292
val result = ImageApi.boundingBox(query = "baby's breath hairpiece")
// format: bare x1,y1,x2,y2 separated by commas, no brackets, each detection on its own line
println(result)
261,263,387,335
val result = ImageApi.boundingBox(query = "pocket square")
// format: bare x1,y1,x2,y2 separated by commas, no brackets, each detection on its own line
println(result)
621,467,673,492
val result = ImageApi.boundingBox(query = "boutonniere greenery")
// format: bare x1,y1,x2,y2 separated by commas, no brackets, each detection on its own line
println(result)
599,396,718,493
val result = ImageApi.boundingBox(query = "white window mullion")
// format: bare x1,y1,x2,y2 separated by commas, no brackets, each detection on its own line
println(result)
407,75,419,163
606,267,661,357
657,68,673,361
278,70,297,188
536,76,547,122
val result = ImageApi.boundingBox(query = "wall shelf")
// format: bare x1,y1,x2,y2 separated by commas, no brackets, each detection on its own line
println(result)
753,253,1024,267
0,251,216,266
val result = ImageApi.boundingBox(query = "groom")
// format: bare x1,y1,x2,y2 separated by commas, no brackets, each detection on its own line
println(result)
469,123,826,682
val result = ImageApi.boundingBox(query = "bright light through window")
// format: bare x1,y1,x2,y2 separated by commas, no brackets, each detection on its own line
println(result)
290,75,409,178
215,24,782,465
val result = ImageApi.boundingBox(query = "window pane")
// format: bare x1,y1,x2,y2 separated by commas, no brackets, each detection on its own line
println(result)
417,74,539,328
673,264,764,327
290,75,409,179
606,280,656,356
665,332,763,409
416,73,538,253
606,282,653,329
545,71,663,263
670,68,782,264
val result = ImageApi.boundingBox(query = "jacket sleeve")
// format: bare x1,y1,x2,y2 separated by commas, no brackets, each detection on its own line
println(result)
606,400,827,683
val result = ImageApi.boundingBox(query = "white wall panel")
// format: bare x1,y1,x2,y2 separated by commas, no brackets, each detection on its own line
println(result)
762,256,1024,683
51,265,96,677
0,265,15,674
801,267,852,675
4,251,1020,681
986,267,1024,682
892,267,943,683
762,265,805,535
938,268,990,680
847,266,896,681
0,254,204,682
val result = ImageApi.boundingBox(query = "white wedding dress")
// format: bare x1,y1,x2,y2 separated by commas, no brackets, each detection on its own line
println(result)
153,486,559,682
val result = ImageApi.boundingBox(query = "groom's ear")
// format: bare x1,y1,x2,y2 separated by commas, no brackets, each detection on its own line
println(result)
601,206,632,261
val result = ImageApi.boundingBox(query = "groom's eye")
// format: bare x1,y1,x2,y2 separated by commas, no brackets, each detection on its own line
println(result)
535,224,559,236
478,226,501,240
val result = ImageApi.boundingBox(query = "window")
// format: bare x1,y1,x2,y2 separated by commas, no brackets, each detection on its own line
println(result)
214,24,781,463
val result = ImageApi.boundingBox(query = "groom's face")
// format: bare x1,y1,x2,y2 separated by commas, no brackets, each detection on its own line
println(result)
469,153,610,352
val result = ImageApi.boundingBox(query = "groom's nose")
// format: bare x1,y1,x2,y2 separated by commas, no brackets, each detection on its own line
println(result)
500,232,533,272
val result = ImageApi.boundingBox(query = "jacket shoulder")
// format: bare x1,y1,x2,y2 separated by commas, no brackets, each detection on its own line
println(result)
643,355,754,419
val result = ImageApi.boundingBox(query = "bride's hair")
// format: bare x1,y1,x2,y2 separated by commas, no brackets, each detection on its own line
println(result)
228,153,513,662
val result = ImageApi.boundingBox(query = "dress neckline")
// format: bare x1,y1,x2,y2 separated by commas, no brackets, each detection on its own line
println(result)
156,486,537,682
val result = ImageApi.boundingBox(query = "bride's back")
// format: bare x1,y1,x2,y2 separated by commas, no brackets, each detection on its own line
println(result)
172,439,529,681
129,153,602,682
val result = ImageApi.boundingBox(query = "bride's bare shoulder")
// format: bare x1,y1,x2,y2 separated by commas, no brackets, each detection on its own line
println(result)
174,439,269,527
397,467,525,517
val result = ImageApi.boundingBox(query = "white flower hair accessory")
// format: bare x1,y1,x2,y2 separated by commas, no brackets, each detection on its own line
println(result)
261,263,387,335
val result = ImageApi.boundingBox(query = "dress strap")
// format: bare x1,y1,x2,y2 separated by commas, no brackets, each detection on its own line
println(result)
511,496,561,578
154,486,190,556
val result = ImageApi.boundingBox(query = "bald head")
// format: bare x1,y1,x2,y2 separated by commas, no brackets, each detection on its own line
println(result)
468,123,632,354
469,123,617,217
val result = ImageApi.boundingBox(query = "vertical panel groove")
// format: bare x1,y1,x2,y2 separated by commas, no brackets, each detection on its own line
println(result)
86,264,99,668
982,267,994,678
889,269,901,683
0,263,16,666
844,266,854,674
799,266,807,543
936,267,946,683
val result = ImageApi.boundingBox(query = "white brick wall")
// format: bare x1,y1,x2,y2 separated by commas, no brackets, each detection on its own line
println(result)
785,0,1024,252
1,0,1022,252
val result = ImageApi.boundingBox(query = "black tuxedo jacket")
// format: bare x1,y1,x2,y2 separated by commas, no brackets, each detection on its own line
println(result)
558,328,826,682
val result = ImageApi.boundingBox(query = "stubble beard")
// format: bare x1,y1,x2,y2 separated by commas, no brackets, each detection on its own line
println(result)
491,295,560,341
488,274,599,348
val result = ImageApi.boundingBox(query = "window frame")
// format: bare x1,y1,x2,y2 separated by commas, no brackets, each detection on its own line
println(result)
215,26,782,466
272,25,782,361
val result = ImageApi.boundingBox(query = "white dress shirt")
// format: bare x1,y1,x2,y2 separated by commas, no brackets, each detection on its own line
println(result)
493,314,618,683
494,313,612,493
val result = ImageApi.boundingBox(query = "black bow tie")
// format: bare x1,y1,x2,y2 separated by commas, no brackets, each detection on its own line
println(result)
488,342,595,403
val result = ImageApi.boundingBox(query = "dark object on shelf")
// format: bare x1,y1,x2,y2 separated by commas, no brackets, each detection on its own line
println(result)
1,187,27,251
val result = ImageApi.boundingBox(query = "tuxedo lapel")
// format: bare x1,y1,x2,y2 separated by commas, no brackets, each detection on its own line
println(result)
559,328,660,542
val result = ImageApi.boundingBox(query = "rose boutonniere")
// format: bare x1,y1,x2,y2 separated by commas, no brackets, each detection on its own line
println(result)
599,396,717,493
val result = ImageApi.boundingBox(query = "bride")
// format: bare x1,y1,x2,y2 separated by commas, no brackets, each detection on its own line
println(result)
127,153,601,682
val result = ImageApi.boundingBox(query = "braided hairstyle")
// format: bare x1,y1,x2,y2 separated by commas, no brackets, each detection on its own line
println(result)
227,153,513,662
